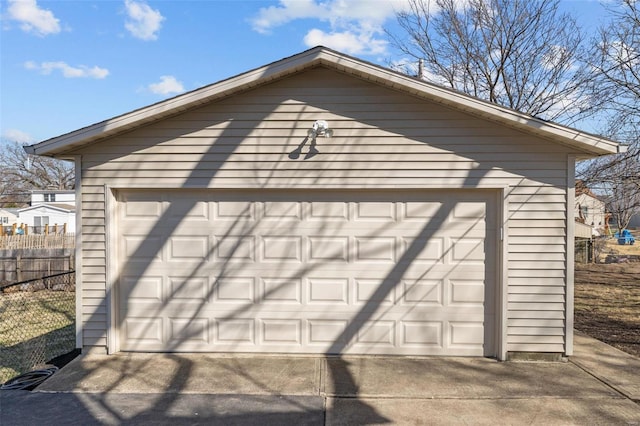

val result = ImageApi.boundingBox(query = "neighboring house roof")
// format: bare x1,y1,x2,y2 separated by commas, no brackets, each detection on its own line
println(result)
18,203,76,214
575,180,603,201
30,189,75,194
25,46,624,159
0,208,19,216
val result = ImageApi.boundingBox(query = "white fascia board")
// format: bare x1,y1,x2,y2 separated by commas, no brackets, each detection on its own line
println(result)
26,49,325,157
317,50,621,156
17,204,73,214
25,46,621,158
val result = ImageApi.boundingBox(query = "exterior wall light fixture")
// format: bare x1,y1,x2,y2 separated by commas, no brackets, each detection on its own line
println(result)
289,120,333,160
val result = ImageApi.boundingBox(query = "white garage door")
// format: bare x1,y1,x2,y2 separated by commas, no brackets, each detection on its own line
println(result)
117,189,495,356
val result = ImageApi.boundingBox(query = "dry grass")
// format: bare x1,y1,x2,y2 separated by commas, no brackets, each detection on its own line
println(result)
0,290,75,383
597,231,640,262
574,262,640,358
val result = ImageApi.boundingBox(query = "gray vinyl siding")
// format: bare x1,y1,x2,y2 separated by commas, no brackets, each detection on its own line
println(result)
72,67,574,353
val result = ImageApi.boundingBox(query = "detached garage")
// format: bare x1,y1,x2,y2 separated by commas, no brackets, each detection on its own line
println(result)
25,47,622,360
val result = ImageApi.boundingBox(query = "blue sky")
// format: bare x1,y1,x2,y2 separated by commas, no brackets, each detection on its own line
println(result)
0,0,613,144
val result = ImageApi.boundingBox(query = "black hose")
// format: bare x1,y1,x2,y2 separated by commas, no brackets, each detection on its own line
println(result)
1,367,58,390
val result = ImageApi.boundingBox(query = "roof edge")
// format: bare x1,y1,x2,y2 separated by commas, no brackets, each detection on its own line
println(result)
311,49,621,157
26,47,329,156
25,46,622,158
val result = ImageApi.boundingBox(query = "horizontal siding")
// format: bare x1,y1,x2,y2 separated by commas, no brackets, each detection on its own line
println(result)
506,179,568,352
508,344,565,352
75,66,572,354
80,184,107,348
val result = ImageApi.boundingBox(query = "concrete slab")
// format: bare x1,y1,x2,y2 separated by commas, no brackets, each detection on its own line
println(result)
1,390,324,426
323,356,621,399
8,333,640,425
571,332,640,401
38,354,321,395
327,397,640,426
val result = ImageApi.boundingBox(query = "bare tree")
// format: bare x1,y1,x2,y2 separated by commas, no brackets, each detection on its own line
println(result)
0,141,74,207
578,0,640,229
388,0,589,122
585,0,640,138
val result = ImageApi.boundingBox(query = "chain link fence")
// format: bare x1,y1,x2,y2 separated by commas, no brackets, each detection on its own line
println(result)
0,271,76,384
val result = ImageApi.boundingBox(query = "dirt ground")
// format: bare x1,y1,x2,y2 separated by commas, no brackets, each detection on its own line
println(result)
574,258,640,358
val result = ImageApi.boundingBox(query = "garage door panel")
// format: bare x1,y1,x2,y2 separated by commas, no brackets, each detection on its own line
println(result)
169,318,209,344
118,190,495,356
214,235,255,261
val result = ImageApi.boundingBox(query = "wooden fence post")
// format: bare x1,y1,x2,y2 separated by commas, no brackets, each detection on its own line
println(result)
16,254,22,282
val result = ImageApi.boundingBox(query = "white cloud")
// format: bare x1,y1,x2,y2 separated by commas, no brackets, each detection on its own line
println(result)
1,128,34,144
25,61,110,79
251,0,411,33
148,75,184,95
124,0,165,41
251,0,325,34
7,0,61,36
304,28,388,55
251,0,412,55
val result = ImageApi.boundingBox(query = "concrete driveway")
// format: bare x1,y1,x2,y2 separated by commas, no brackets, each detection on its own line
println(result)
1,333,639,425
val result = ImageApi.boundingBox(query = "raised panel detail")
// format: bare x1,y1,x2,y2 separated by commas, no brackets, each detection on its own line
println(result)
402,237,443,262
217,202,253,219
450,322,484,346
169,318,208,343
451,238,484,262
402,279,442,305
263,236,301,261
405,202,443,219
356,202,395,220
123,276,162,301
216,236,254,261
217,319,254,343
264,202,301,219
166,197,209,221
262,320,301,344
124,200,161,218
453,202,485,219
402,322,442,346
450,280,485,305
124,318,162,343
215,277,254,302
308,278,348,304
355,279,394,304
309,237,348,261
169,277,207,301
356,321,394,345
309,202,348,220
308,320,347,344
356,237,395,262
177,201,209,220
262,278,301,303
170,237,208,260
124,236,162,260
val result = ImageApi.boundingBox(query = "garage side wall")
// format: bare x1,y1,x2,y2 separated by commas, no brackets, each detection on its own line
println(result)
72,67,574,354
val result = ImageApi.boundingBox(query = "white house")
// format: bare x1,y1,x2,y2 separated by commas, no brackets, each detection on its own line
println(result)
25,47,623,360
31,190,75,206
575,182,607,236
17,203,76,233
0,208,19,227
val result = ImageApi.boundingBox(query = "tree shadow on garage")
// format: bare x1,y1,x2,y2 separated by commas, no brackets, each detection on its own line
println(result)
49,58,573,424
